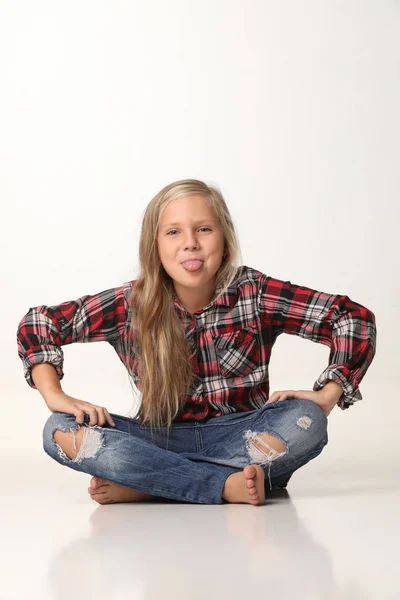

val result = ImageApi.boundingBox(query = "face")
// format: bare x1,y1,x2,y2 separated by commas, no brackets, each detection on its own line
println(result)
157,194,225,310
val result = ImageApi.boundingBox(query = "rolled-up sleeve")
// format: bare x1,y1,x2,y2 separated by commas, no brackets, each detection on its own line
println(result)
258,273,377,410
16,283,130,389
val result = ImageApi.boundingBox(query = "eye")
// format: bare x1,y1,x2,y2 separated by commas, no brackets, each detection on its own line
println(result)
166,227,211,235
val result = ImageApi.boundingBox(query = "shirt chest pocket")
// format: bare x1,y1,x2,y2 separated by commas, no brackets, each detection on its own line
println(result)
212,326,260,378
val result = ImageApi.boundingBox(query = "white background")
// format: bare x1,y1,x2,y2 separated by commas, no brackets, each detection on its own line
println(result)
1,1,398,466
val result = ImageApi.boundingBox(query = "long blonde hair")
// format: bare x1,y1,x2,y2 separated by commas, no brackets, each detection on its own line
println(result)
126,179,243,436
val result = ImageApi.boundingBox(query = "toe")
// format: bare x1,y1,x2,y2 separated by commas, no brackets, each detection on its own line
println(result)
244,465,257,478
90,491,107,501
91,496,108,505
89,484,108,494
91,476,108,489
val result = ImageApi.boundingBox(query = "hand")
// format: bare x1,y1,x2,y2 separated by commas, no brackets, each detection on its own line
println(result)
44,390,116,427
265,389,339,417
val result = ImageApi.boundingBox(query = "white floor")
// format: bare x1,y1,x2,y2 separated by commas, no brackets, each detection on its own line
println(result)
2,453,399,600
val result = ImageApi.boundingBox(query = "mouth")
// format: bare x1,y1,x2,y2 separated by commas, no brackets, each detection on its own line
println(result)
181,259,204,272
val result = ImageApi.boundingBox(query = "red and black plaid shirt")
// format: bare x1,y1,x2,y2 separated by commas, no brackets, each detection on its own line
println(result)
17,265,377,421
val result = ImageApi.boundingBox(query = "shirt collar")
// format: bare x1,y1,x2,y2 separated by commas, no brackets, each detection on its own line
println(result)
173,272,239,315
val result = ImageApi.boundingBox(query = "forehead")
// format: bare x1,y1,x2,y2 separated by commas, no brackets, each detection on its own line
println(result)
159,194,217,226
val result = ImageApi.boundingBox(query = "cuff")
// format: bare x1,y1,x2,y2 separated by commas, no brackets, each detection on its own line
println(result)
22,347,64,389
313,367,362,410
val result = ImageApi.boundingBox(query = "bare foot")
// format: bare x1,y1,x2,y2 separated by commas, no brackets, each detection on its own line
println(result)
88,476,157,505
222,465,265,505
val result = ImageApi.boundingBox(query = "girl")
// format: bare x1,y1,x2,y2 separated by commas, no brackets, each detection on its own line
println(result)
16,179,377,506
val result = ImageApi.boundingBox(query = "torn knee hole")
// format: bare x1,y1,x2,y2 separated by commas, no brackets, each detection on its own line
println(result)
243,430,287,466
53,426,103,463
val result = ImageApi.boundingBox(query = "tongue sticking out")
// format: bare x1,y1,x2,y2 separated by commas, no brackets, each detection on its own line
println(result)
182,260,203,272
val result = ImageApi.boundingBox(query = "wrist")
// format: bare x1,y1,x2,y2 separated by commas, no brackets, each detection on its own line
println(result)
42,388,65,403
321,381,343,403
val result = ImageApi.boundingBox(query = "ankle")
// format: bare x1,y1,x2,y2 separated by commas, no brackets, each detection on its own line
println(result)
222,472,239,501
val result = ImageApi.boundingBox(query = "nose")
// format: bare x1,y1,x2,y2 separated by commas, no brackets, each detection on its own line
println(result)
183,231,200,250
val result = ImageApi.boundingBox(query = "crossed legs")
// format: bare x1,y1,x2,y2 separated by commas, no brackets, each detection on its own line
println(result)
53,426,286,505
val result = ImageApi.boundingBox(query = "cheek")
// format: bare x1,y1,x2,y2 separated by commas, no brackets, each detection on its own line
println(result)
213,239,225,254
157,239,170,255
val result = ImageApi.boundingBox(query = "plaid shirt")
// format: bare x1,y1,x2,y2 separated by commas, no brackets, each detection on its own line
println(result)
17,265,377,420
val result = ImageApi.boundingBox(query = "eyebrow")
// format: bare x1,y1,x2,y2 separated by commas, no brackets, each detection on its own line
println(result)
161,218,215,230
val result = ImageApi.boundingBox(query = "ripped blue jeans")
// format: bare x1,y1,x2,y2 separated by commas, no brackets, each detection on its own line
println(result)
42,398,328,505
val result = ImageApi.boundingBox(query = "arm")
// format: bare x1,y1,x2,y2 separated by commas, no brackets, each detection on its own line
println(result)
16,281,133,390
320,380,344,403
258,273,377,410
31,363,62,394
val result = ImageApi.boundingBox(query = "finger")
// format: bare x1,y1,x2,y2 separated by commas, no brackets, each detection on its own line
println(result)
85,406,99,427
94,406,114,427
93,407,116,428
266,392,280,404
103,408,116,427
74,409,85,425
